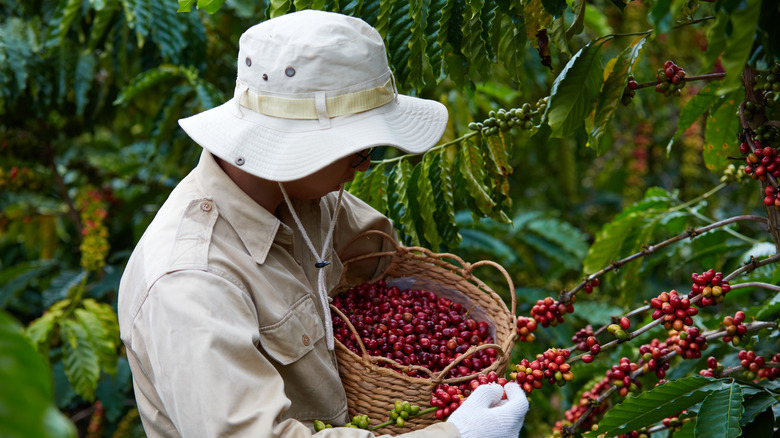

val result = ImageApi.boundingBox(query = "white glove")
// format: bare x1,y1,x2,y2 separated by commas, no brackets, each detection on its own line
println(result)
447,382,529,438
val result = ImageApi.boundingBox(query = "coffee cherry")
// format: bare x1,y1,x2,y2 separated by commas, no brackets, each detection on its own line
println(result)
530,296,574,328
516,316,538,343
651,290,696,330
638,339,671,379
689,269,730,307
514,348,572,392
669,326,707,360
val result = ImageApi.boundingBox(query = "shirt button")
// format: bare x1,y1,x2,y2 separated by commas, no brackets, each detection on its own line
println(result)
201,202,212,212
302,335,310,346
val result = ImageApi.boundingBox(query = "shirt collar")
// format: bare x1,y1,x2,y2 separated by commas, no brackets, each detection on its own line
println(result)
194,150,287,265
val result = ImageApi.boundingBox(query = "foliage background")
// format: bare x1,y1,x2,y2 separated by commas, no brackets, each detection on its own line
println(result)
1,0,778,436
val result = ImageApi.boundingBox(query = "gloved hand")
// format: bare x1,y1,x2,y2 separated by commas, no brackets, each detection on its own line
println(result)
447,382,529,438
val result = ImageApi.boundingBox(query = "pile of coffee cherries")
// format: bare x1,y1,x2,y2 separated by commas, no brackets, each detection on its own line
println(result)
331,280,498,378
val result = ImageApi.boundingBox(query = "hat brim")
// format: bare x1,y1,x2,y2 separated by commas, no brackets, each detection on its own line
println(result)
178,94,448,182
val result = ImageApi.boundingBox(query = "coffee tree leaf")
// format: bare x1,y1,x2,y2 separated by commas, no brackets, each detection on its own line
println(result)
429,152,461,249
458,139,495,218
374,0,394,39
497,10,526,83
0,311,76,438
704,90,741,174
545,40,604,139
387,159,418,246
177,0,197,12
566,0,585,40
268,0,291,18
523,0,552,50
416,156,442,250
407,0,430,92
667,81,723,154
0,260,57,308
459,228,518,264
386,2,413,88
583,211,644,276
43,0,82,51
588,376,722,437
541,0,566,18
74,51,97,116
549,15,569,57
114,65,181,105
740,408,774,437
694,382,743,438
589,34,647,154
60,318,101,402
701,12,728,73
406,162,435,249
526,216,589,261
718,0,761,94
739,390,777,427
460,0,490,79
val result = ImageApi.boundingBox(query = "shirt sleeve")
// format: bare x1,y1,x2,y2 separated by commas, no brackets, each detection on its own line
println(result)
130,269,459,438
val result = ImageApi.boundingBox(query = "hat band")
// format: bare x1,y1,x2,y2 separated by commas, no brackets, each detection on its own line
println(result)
237,78,395,120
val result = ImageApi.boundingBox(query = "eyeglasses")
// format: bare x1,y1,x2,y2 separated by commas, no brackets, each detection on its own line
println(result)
351,147,375,168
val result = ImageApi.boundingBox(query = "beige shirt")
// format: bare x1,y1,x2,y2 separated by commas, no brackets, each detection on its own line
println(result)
118,151,459,438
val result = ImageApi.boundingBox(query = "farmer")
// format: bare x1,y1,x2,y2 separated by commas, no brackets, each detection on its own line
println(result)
118,10,528,437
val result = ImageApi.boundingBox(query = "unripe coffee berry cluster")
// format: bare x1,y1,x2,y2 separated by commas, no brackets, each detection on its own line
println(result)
742,139,780,180
332,281,498,378
650,290,697,330
516,316,538,343
388,400,420,428
530,296,575,328
722,310,748,346
512,348,573,393
655,60,686,97
699,356,724,378
758,353,780,380
754,124,780,148
608,357,641,397
756,63,780,95
607,317,632,341
670,326,707,359
689,269,731,307
468,98,548,135
639,339,671,379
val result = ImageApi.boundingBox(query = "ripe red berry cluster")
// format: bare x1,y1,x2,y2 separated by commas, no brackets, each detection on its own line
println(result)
722,310,748,346
661,411,689,430
607,317,632,341
572,325,598,352
430,384,464,420
699,356,724,378
331,281,497,377
516,316,538,343
650,290,698,330
607,357,641,397
583,277,600,294
622,75,639,106
739,350,767,380
743,139,780,180
758,354,780,380
430,371,509,420
669,327,707,360
638,339,671,379
762,185,780,208
689,269,731,307
530,296,575,328
512,348,573,393
655,60,686,97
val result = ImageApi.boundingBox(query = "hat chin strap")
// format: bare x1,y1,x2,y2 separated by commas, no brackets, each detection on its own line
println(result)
278,183,345,351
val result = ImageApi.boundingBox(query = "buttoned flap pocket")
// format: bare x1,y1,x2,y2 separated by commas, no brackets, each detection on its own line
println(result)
257,295,325,365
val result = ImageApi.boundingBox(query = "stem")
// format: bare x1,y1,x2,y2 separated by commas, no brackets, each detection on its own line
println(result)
560,215,767,302
730,282,780,292
723,253,780,282
371,132,479,166
672,15,716,28
633,73,725,90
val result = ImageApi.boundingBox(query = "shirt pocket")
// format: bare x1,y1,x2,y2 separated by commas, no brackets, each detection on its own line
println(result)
257,295,325,365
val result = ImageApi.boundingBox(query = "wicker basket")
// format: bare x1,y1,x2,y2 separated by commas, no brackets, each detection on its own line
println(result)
329,230,517,435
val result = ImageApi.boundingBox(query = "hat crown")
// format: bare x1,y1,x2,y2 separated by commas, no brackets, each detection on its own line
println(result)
237,10,390,97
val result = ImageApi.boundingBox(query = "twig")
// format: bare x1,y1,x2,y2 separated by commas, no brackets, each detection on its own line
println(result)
633,73,725,90
730,281,780,292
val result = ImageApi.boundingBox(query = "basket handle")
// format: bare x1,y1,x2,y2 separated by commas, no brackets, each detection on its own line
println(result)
465,260,517,323
340,230,518,321
330,303,437,379
434,343,505,382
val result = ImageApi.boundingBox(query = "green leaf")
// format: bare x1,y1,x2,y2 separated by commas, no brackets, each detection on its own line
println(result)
541,0,566,17
457,139,497,217
589,34,647,154
526,216,589,260
429,152,461,249
703,90,741,174
75,305,118,375
387,159,418,246
524,0,553,49
0,311,76,438
718,0,761,94
407,0,430,91
0,260,57,308
590,376,721,437
694,382,743,438
701,12,728,73
649,0,674,33
417,157,442,250
739,391,778,427
566,0,585,40
459,228,518,263
546,40,604,138
114,65,181,105
549,15,570,57
739,407,774,437
60,318,101,402
582,212,643,275
756,292,780,319
196,0,227,14
667,81,723,154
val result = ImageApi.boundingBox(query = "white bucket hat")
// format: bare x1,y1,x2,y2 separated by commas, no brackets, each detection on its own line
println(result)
178,10,449,182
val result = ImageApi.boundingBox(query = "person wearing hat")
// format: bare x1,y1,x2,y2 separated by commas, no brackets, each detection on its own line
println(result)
118,10,529,438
